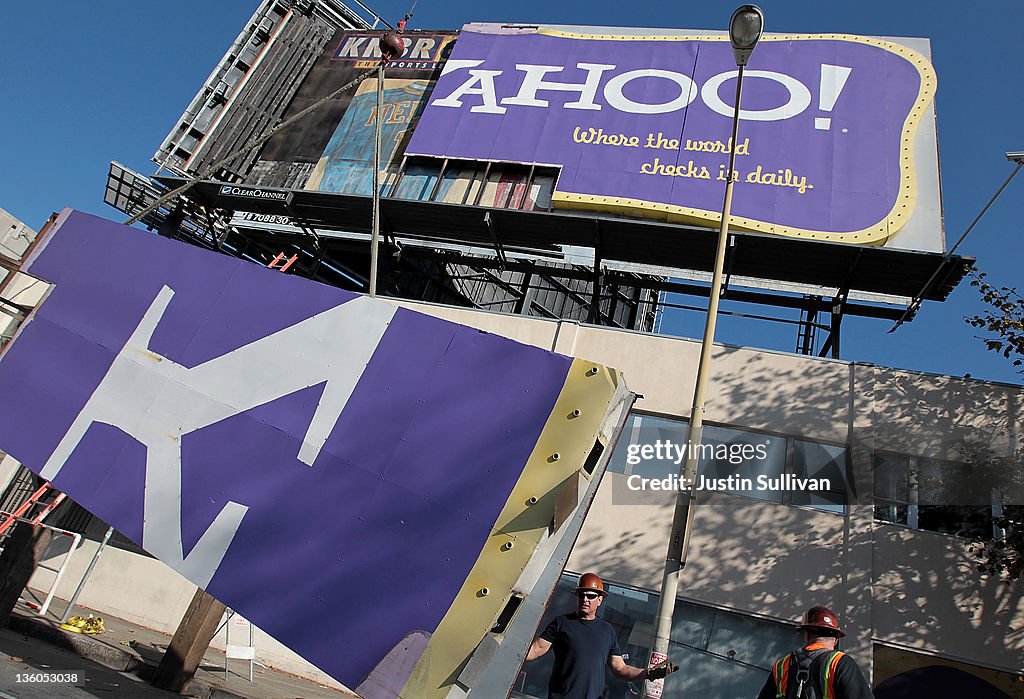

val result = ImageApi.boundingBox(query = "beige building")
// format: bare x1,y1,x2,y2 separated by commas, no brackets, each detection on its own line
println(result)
5,296,1021,697
0,208,44,347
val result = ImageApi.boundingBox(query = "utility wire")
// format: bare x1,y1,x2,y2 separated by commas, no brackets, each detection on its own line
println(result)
129,4,425,228
126,66,379,226
889,158,1024,332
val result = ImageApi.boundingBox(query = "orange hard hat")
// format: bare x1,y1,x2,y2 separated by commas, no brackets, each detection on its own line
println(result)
798,606,845,638
575,572,608,597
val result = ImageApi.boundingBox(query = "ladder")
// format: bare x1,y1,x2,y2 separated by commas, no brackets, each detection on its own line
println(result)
795,296,820,356
0,482,66,537
267,252,298,272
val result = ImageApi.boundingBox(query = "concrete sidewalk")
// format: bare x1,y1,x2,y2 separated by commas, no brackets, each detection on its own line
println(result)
7,593,358,699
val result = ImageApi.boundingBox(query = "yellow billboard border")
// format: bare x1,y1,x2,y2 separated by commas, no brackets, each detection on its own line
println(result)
399,359,623,697
536,29,937,246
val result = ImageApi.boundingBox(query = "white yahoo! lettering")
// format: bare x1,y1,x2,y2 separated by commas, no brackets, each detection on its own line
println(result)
701,70,811,121
500,63,614,110
40,287,395,588
432,62,828,122
432,63,506,114
604,69,697,115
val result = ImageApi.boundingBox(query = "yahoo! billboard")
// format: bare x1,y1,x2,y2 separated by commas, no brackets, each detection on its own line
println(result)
407,25,940,248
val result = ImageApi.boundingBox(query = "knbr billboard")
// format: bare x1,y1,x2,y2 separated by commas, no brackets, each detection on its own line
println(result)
252,29,457,192
407,24,943,251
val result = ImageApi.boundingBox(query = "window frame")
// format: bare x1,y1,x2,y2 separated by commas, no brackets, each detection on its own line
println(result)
872,451,1014,540
611,410,851,514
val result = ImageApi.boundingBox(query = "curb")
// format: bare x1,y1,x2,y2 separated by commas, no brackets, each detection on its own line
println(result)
8,612,139,673
7,612,250,699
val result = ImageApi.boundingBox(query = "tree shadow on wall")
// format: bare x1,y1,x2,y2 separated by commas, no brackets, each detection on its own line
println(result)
580,348,1023,666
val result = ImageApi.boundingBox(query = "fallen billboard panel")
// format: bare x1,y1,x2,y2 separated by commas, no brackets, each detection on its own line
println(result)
407,24,942,252
0,210,632,697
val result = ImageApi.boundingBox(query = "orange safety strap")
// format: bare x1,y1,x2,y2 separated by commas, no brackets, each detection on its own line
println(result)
772,654,792,698
772,648,844,698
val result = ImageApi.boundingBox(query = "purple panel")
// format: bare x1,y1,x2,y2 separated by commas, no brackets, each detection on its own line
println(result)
356,630,431,699
0,210,574,686
408,29,927,238
57,424,148,546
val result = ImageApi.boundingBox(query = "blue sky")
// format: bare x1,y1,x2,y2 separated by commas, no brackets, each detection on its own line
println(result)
1,1,1020,384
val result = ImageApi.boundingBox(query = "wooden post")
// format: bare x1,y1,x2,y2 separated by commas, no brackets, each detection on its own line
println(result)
151,587,227,692
0,521,53,626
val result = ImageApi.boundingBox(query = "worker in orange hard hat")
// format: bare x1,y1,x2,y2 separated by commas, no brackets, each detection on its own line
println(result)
526,572,677,699
757,605,874,699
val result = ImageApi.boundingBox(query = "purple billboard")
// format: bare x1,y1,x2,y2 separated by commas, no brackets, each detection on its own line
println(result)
407,25,938,246
0,210,628,695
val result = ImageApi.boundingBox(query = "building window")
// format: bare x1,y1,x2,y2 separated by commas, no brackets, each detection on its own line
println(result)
609,412,849,513
392,162,439,201
791,440,849,514
872,453,1022,540
392,157,557,211
514,573,797,699
874,644,1024,697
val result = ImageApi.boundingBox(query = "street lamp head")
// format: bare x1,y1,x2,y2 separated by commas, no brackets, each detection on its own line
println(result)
1007,151,1024,164
729,5,764,67
379,30,405,62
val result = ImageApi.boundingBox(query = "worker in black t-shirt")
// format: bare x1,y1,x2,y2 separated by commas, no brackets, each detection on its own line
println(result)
526,573,677,699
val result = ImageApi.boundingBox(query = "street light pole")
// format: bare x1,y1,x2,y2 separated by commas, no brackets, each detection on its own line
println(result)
370,26,406,298
370,56,383,298
645,7,764,696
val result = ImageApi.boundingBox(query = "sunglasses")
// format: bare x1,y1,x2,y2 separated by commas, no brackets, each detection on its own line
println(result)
577,591,602,600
